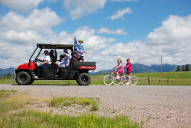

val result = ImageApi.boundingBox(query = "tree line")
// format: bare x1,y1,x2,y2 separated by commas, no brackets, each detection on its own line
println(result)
176,64,190,71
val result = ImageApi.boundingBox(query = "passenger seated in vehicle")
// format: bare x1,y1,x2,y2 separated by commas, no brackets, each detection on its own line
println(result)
58,49,70,68
50,50,57,63
73,38,86,62
50,49,59,70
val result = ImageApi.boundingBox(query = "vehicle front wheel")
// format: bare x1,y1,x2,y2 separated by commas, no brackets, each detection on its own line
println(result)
76,73,91,86
16,71,32,85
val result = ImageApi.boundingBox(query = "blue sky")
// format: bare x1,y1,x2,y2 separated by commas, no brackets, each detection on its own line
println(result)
39,0,191,41
0,0,191,70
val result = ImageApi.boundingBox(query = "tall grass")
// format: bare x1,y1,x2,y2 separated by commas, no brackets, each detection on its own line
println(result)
0,90,31,114
0,90,17,98
1,111,140,128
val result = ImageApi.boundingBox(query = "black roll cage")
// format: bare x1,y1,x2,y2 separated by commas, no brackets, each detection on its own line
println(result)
29,43,74,62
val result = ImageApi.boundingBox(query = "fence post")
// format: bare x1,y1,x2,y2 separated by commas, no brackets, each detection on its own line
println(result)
167,78,169,85
148,76,150,85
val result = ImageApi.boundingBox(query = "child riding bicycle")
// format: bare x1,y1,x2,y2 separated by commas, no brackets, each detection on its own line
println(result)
124,58,132,76
113,58,124,79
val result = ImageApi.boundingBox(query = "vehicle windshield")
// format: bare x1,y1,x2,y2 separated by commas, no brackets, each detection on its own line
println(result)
30,47,41,61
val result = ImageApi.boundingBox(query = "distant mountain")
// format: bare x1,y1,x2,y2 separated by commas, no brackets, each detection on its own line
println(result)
95,63,177,74
0,68,15,76
150,64,177,72
133,63,156,73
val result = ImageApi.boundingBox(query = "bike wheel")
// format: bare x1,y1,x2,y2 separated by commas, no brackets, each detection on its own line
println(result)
129,75,138,86
103,75,114,85
113,77,122,85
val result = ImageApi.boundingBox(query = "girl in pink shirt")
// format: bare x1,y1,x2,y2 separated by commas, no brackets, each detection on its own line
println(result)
124,58,133,76
113,58,124,78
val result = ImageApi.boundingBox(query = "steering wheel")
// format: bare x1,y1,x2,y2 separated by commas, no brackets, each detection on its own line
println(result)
33,58,39,62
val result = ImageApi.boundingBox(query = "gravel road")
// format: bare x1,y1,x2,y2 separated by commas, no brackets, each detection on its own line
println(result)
0,84,191,128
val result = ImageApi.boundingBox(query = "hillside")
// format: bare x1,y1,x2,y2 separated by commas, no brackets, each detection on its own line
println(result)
0,68,15,76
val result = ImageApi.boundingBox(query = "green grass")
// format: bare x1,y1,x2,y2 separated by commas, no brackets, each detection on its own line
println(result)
0,90,31,114
0,90,140,128
1,71,191,85
1,111,140,128
93,71,191,85
135,71,191,85
49,97,99,111
135,71,191,79
0,89,17,98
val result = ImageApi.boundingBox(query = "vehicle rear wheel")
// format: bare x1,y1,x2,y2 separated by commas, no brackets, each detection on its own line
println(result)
16,71,32,85
76,73,91,85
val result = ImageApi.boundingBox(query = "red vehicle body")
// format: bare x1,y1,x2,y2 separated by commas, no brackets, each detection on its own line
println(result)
17,62,37,70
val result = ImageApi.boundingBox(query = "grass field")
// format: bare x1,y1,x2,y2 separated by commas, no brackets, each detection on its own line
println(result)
0,90,140,128
0,71,191,85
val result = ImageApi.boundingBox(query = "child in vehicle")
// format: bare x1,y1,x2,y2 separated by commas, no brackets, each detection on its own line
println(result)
59,49,70,68
124,58,132,76
113,58,124,79
73,38,86,62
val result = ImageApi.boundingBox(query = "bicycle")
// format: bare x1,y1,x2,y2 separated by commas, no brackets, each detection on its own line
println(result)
103,69,128,85
103,69,138,86
124,75,138,86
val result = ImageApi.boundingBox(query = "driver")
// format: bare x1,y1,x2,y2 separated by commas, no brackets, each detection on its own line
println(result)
37,50,51,65
35,50,51,78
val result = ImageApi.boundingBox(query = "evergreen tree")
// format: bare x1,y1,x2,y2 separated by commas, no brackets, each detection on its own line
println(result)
176,65,181,71
181,65,185,71
185,64,190,71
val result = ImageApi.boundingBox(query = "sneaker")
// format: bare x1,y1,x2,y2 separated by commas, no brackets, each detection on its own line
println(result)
116,76,120,80
34,75,39,79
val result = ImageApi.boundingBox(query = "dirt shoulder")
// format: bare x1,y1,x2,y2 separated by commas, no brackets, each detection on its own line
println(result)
0,84,191,128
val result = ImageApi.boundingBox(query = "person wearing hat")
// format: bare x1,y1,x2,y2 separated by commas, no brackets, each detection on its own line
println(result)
59,49,70,68
73,38,86,62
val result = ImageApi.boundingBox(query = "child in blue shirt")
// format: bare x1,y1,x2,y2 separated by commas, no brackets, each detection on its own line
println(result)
73,38,86,62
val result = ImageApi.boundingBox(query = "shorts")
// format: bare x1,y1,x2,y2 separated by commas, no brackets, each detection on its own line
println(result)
125,68,132,75
117,69,124,74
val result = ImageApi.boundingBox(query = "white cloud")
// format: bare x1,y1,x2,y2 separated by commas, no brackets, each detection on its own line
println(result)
0,0,43,11
0,8,62,33
63,0,106,20
110,7,132,20
0,8,62,68
102,15,191,67
55,26,115,56
0,8,115,70
97,27,127,35
0,8,62,43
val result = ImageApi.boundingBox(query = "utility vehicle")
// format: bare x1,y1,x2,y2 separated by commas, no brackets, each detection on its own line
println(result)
15,43,96,85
